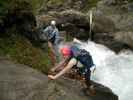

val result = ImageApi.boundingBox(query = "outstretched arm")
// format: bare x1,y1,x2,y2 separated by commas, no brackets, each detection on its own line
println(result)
50,57,70,72
48,58,76,80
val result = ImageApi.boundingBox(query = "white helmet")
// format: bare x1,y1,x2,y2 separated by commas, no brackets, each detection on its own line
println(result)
51,20,56,26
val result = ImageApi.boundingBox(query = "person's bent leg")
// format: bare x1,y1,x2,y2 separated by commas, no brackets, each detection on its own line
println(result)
85,70,91,87
84,70,96,95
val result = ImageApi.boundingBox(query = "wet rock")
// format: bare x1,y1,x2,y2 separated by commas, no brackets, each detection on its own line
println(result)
93,32,128,52
37,10,90,40
114,31,133,49
93,11,116,33
0,59,118,100
37,0,133,52
0,59,48,100
96,0,133,32
37,9,116,41
90,0,133,51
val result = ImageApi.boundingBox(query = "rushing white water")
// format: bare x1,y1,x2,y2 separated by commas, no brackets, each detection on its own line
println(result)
79,40,133,100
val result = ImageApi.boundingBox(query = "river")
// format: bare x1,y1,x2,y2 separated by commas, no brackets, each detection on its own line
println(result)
79,40,133,100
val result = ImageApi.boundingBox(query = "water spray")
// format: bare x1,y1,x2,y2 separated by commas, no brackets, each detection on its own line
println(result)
89,10,93,41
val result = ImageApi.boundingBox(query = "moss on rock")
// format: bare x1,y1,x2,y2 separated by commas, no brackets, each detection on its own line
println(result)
0,34,52,74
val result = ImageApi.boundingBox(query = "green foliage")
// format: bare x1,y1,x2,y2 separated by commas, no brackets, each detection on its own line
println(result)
0,0,45,17
82,0,100,12
0,0,9,16
47,0,65,6
0,34,52,74
65,34,73,41
18,0,46,14
128,0,133,2
0,0,53,74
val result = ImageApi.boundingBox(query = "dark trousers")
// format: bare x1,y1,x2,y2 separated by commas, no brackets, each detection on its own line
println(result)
84,70,91,87
49,35,56,44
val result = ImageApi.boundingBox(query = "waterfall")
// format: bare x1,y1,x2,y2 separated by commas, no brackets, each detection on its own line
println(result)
78,40,133,100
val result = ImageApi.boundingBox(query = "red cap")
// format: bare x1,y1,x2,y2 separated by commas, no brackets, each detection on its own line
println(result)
60,46,72,57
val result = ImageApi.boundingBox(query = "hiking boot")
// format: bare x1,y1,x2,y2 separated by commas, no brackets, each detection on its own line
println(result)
82,85,96,96
86,85,96,96
87,85,96,96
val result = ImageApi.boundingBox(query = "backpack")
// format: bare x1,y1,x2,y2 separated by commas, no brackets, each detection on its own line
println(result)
71,46,95,70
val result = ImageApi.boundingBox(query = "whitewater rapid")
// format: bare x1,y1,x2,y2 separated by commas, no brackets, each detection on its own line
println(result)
79,40,133,100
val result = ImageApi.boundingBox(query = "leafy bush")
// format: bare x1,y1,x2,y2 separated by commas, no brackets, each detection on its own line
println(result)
0,34,52,74
47,0,65,6
82,0,100,12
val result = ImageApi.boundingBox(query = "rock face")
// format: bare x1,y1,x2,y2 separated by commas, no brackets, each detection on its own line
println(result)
37,10,90,40
37,0,133,52
114,31,133,49
40,0,99,13
1,0,133,52
91,0,133,51
96,0,133,32
93,11,116,33
0,59,49,100
0,58,118,100
37,9,116,40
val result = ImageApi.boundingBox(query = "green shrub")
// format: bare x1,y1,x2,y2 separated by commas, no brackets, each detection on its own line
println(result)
0,0,9,16
128,0,133,2
0,34,52,74
82,0,100,12
47,0,65,6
